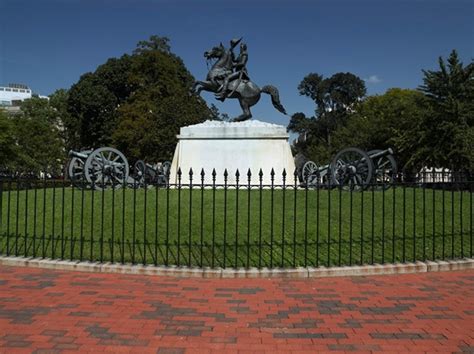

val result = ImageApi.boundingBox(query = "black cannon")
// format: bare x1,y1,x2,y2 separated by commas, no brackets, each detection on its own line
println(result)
298,147,397,190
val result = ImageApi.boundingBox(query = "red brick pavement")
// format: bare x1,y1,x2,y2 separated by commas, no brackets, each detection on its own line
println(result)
0,266,473,353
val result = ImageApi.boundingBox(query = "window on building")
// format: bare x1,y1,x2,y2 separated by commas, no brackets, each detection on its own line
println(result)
0,88,4,91
12,89,18,92
6,88,11,91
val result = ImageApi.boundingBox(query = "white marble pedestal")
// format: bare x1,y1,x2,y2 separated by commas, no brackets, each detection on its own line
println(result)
169,120,296,186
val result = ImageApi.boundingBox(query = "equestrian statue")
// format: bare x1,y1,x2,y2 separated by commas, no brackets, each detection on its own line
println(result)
192,38,287,122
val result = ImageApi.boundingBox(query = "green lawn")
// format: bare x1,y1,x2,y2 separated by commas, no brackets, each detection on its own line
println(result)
0,185,472,268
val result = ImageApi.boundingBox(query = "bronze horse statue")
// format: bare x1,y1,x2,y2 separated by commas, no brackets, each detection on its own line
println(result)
192,42,287,121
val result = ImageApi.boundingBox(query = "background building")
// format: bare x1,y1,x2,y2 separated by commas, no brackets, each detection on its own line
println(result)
0,83,33,106
0,83,48,105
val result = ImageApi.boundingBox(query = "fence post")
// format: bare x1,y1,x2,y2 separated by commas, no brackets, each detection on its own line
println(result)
70,178,74,261
258,169,263,268
304,169,309,268
293,168,298,268
270,168,275,268
15,176,20,256
90,179,95,262
223,169,228,268
200,169,205,267
235,169,240,268
246,169,251,269
177,168,182,267
188,168,193,267
122,177,126,264
211,169,216,268
143,171,148,265
33,180,38,258
442,167,446,260
24,178,29,258
61,178,66,260
281,169,286,267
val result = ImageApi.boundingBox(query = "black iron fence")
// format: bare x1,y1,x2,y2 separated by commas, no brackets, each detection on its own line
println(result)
0,169,472,269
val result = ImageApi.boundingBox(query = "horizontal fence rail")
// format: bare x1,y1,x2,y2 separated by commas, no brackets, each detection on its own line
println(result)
0,169,472,269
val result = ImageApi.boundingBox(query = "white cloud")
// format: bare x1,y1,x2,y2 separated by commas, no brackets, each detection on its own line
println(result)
364,75,381,84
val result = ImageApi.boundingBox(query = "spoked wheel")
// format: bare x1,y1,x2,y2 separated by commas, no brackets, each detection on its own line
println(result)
302,161,321,187
368,149,397,189
67,157,86,189
330,147,373,191
84,147,129,190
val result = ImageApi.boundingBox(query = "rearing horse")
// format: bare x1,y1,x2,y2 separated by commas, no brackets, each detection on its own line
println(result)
192,43,287,121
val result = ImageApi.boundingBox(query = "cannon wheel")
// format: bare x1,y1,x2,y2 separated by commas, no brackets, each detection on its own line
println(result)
302,161,320,187
368,149,397,189
67,157,86,188
330,147,373,191
84,147,129,190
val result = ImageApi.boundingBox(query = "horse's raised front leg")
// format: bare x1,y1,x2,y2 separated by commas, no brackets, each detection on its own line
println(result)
234,99,252,122
192,80,214,96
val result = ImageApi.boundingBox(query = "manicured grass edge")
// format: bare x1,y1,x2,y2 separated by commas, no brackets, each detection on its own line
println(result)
1,255,472,278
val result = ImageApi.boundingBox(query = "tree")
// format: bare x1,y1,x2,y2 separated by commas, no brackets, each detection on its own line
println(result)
8,97,65,173
418,50,474,170
49,89,74,150
0,109,17,169
331,88,430,170
67,55,133,148
111,36,212,162
65,35,212,162
289,72,366,162
134,35,171,55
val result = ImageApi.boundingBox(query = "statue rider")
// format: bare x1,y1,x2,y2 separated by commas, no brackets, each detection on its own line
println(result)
216,39,249,101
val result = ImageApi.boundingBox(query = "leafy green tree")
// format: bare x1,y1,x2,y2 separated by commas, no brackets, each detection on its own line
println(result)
49,89,74,150
66,35,212,162
0,109,17,169
418,50,474,170
289,72,366,162
134,35,171,55
111,36,211,162
331,88,430,170
66,55,135,149
10,97,65,173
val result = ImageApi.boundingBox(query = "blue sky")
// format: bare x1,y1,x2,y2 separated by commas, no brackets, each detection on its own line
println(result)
1,0,473,125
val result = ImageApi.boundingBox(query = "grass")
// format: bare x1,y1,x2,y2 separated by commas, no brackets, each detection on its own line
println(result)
0,184,472,268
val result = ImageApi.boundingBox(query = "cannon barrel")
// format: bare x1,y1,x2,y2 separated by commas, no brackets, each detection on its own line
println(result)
68,150,90,160
368,148,393,160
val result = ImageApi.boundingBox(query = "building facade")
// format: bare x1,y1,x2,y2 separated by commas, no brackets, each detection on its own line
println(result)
0,84,33,106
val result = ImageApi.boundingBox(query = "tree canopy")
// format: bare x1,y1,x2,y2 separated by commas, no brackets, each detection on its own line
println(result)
65,35,213,162
0,97,64,174
288,50,473,172
330,88,429,170
418,50,474,170
289,72,366,162
0,109,17,169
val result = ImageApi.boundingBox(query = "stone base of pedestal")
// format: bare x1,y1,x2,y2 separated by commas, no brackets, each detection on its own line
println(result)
169,120,296,186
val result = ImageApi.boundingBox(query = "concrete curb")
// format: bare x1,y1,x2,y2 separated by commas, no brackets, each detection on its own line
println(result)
0,256,473,278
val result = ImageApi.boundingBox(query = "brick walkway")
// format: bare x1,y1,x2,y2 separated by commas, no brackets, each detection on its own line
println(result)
0,266,473,353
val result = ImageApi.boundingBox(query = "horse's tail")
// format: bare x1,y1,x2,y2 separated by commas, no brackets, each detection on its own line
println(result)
261,85,287,115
